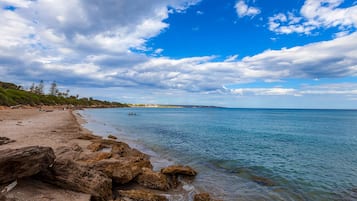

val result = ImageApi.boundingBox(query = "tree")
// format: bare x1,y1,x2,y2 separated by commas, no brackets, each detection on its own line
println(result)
49,81,57,96
38,80,44,94
34,80,44,94
29,83,35,93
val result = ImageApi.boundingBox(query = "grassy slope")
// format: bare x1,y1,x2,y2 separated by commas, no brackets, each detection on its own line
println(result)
0,81,128,107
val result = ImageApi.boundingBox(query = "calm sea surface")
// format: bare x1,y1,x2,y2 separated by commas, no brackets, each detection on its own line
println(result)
79,108,357,201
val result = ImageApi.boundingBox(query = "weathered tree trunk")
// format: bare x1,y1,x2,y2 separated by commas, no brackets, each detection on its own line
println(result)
0,146,55,184
38,159,112,201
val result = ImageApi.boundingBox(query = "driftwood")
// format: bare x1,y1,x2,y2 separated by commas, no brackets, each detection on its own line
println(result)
0,146,55,184
38,159,112,201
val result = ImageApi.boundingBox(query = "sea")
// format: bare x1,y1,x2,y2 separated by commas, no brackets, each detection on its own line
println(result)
79,108,357,201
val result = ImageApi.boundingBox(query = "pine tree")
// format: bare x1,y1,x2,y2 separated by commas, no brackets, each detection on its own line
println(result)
50,81,57,96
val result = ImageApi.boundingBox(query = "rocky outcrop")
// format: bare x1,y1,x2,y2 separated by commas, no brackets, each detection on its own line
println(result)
91,157,152,184
161,165,197,176
87,142,107,152
39,159,112,201
117,189,168,201
136,168,171,191
0,137,15,145
0,146,55,184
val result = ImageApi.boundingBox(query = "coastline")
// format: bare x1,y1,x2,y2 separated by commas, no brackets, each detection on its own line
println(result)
0,108,216,201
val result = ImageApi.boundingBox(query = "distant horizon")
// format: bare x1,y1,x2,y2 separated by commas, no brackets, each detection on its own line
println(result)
1,0,356,108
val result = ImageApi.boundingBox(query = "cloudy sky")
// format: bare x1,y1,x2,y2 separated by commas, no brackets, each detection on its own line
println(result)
0,0,357,108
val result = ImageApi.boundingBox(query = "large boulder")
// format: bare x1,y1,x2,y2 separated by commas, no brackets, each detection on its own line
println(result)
136,168,171,191
91,157,152,184
39,159,112,201
0,146,55,184
161,165,197,176
117,189,168,201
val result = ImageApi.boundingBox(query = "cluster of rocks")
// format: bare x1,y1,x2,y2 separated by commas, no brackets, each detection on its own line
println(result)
0,135,219,201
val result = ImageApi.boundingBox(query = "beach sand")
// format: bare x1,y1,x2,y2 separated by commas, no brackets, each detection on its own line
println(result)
0,108,205,201
0,108,94,200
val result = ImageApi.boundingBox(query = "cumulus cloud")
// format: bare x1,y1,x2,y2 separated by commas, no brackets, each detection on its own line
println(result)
235,0,261,18
0,0,356,101
269,0,357,34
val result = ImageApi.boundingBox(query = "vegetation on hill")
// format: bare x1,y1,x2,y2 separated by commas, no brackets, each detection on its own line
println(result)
0,81,128,107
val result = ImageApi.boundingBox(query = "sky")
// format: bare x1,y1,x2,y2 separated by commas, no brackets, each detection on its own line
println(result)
0,0,357,108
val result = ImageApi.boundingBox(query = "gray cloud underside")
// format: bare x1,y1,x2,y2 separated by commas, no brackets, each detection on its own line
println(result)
0,0,356,97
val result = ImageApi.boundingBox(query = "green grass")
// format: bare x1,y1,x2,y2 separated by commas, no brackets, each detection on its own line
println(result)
0,81,128,107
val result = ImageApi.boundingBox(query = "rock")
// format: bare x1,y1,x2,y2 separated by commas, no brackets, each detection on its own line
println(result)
92,157,152,184
0,194,5,201
108,134,117,139
39,159,112,201
0,137,15,145
55,144,82,161
161,165,197,176
79,152,112,164
111,142,146,159
194,193,211,201
87,142,108,152
89,139,148,159
117,189,167,201
251,175,275,186
0,146,55,184
77,134,102,140
136,168,171,191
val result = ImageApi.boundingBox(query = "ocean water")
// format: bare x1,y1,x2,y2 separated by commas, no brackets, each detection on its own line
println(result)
79,108,357,201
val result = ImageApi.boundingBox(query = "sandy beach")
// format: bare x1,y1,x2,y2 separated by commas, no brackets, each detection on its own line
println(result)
0,109,95,200
0,108,212,201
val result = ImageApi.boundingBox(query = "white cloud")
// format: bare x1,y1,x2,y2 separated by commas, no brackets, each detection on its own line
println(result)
230,87,298,96
269,0,357,34
0,0,357,102
235,0,261,18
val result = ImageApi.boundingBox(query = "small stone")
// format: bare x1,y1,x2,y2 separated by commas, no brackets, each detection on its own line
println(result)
194,193,211,201
108,134,117,139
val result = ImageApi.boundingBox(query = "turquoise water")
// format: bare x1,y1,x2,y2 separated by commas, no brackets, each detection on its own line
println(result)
80,108,357,201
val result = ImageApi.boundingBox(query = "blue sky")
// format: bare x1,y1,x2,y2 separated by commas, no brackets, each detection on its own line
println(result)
0,0,357,108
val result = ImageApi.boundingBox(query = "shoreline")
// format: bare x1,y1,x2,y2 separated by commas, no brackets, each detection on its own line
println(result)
0,108,217,201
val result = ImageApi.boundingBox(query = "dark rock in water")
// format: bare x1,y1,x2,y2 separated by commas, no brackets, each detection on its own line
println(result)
117,189,167,201
0,137,15,145
108,134,117,139
161,165,197,176
136,168,171,191
194,193,223,201
91,156,152,184
0,146,55,184
194,193,211,201
251,175,275,186
39,159,112,201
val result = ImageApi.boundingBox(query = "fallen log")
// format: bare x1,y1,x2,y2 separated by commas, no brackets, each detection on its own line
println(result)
0,146,55,184
38,159,112,201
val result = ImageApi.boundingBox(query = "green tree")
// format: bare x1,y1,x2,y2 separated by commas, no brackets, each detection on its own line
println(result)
49,81,57,96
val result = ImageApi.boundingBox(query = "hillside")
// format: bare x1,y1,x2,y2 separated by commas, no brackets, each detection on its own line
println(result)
0,81,128,107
